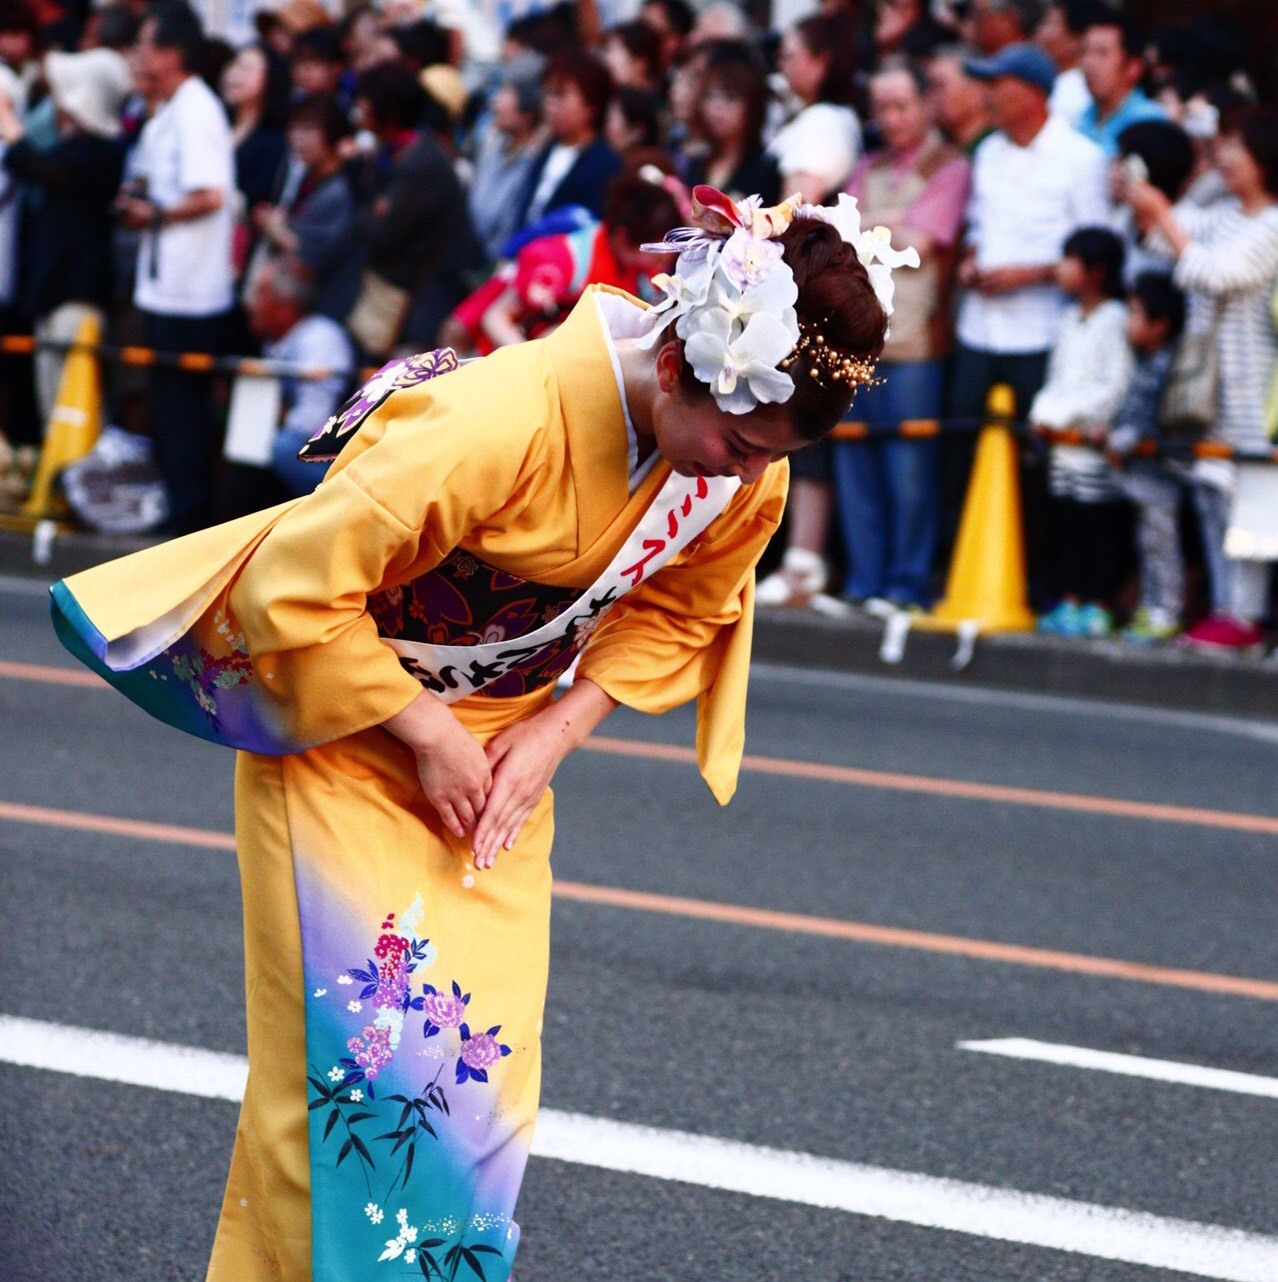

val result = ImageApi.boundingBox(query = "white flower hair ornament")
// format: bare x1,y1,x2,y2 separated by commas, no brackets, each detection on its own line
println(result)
639,186,920,414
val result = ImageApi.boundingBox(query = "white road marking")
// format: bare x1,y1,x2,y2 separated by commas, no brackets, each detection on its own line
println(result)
3,1016,1277,1280
749,661,1278,746
0,573,54,596
961,1037,1278,1099
0,1013,248,1099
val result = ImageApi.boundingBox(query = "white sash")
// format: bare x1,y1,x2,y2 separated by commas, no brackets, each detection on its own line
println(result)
383,470,741,702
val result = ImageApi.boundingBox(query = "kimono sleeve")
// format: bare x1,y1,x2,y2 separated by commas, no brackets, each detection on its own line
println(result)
225,372,548,746
575,461,788,804
52,358,553,756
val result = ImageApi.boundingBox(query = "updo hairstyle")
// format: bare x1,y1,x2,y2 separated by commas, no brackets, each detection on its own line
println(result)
677,215,888,440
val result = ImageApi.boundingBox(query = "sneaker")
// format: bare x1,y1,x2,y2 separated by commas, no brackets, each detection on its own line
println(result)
809,592,855,619
1037,600,1083,636
756,548,827,607
1180,614,1265,653
1122,607,1179,644
860,596,897,620
1077,602,1113,638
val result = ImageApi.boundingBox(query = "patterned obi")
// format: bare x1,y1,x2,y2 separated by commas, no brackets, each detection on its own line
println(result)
368,549,598,700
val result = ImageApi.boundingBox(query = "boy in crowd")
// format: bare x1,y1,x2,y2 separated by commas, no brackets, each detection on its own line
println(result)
1106,272,1188,642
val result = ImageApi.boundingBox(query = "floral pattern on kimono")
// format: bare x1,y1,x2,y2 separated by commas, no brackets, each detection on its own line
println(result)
305,892,519,1280
369,550,604,699
298,349,461,464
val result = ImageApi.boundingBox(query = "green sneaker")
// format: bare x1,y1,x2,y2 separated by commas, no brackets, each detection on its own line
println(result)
1122,607,1179,644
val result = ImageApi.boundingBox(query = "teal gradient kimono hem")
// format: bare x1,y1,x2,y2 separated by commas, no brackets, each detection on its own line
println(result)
49,579,300,756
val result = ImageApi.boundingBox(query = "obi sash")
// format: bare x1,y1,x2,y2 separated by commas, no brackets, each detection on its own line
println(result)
375,465,737,704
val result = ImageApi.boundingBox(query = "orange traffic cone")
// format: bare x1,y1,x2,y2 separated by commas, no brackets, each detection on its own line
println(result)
925,383,1034,633
20,313,104,521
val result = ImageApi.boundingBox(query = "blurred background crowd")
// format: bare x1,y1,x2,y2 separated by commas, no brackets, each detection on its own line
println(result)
1,0,1277,651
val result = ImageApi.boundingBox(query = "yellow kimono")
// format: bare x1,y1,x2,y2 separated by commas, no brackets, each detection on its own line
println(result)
51,286,787,1282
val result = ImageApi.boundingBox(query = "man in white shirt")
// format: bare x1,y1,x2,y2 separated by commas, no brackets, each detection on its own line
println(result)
117,1,234,533
944,41,1108,580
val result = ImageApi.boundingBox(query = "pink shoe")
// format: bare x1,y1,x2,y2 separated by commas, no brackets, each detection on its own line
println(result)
1180,614,1264,653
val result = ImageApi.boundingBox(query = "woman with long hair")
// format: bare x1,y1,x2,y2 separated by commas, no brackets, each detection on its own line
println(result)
221,40,291,211
769,11,862,205
756,13,866,607
682,40,779,205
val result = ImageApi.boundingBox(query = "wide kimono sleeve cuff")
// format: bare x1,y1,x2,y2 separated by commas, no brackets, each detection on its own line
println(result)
49,479,426,756
575,463,787,804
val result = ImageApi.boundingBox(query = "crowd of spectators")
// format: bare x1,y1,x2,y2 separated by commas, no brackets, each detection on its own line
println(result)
0,0,1276,652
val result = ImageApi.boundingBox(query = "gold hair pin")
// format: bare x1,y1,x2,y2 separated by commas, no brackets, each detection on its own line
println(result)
779,327,878,388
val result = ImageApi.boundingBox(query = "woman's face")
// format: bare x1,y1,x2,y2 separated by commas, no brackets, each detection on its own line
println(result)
602,35,647,89
293,53,338,97
875,0,920,52
542,77,594,142
608,230,673,283
652,344,808,483
778,29,826,105
702,85,748,146
604,99,638,152
288,119,331,171
493,83,531,136
668,57,704,127
346,9,382,59
1033,3,1074,65
1216,131,1267,202
221,45,267,109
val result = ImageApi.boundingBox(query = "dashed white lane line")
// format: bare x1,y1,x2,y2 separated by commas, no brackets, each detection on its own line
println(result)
962,1037,1278,1099
2,1016,1277,1281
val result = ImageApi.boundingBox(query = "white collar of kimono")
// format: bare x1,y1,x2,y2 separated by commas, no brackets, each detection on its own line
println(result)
593,290,661,493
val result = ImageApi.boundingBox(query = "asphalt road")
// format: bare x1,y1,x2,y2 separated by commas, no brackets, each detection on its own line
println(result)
2,572,1278,1282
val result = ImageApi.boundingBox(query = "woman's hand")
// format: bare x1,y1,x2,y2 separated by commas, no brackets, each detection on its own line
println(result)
1126,177,1190,254
0,90,22,144
383,693,492,839
1126,176,1172,223
252,203,298,251
471,714,570,869
470,677,619,870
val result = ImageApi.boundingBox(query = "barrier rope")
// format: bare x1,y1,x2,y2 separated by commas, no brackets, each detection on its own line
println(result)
0,334,366,383
835,416,1278,463
7,333,1278,464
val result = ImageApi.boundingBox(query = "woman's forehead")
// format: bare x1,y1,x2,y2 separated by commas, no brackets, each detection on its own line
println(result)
732,408,808,452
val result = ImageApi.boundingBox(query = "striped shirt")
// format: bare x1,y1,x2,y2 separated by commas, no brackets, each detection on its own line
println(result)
1166,201,1278,451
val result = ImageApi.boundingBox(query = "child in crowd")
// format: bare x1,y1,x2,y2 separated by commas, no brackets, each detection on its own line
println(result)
1031,227,1133,637
445,168,679,353
1106,272,1187,642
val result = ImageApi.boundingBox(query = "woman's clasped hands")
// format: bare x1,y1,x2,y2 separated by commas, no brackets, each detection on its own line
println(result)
383,680,616,873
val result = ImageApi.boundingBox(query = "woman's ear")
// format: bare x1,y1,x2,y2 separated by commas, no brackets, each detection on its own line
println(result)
654,339,683,393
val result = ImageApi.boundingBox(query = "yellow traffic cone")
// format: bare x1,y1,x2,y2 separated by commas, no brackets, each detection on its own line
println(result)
20,313,104,520
925,383,1035,633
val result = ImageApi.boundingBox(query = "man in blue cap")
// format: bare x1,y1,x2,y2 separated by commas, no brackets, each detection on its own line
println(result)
941,39,1108,591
